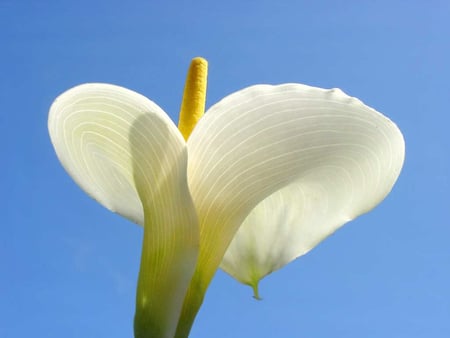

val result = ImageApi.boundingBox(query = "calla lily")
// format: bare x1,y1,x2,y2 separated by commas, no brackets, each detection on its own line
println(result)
48,57,404,338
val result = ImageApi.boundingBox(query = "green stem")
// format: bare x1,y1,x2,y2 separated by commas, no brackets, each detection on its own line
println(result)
173,274,207,338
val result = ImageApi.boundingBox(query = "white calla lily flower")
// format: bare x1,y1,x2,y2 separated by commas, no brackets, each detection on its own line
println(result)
48,58,404,338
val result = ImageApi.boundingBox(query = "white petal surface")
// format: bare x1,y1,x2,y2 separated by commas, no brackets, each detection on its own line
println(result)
186,83,404,292
48,83,170,224
48,84,199,338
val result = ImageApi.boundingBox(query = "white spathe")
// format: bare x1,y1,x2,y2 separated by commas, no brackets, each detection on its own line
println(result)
48,84,199,338
48,82,404,337
186,84,404,288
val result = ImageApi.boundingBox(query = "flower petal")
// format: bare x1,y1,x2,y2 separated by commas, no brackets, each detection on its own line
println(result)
212,84,405,292
48,83,199,338
176,84,404,332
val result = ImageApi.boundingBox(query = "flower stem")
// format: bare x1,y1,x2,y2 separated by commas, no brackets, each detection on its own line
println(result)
173,274,207,338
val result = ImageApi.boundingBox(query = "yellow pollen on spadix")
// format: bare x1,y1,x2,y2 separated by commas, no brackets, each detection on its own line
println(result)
178,57,208,140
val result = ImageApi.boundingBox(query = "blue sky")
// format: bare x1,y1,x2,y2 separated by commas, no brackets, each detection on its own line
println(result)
1,1,449,337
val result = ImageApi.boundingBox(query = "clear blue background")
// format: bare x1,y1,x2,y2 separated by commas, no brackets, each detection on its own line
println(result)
1,1,449,337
